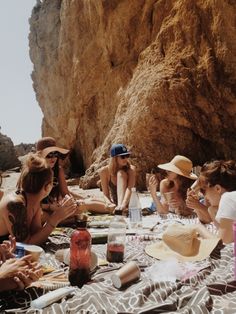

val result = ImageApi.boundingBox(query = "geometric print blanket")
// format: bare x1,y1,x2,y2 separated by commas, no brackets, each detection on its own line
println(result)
1,215,236,314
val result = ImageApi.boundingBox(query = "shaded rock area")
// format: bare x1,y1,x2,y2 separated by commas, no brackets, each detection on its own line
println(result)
0,133,20,171
29,0,236,189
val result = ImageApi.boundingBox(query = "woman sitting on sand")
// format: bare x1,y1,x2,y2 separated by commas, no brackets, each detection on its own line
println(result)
36,137,114,215
149,155,197,216
99,144,136,214
197,159,236,244
0,153,76,245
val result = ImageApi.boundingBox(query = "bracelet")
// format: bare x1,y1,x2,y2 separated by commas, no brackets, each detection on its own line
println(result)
47,220,56,229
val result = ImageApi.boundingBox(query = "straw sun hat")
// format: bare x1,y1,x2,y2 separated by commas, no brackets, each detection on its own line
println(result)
145,224,220,262
158,155,197,180
36,137,69,158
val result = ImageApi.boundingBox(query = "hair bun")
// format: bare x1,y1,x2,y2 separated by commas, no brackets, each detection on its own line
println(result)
24,153,47,173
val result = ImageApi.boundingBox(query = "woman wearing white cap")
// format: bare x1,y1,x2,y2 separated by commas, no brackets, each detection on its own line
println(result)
149,155,197,216
99,144,136,214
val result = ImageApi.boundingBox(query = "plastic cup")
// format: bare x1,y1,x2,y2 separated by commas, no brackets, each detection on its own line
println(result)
25,245,43,262
164,192,178,213
111,261,141,289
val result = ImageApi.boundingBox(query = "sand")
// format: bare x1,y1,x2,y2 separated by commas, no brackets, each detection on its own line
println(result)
0,171,152,208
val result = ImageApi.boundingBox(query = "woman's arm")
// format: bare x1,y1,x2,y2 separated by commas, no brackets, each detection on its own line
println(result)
119,166,136,210
217,218,233,244
152,179,169,214
99,167,114,204
186,189,212,223
149,175,167,214
57,164,70,197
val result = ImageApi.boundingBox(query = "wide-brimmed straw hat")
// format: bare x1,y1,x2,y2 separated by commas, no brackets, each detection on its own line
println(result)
36,137,69,158
145,224,220,262
158,155,197,180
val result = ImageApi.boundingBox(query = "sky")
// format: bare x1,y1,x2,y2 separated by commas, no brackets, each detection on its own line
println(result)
0,0,43,145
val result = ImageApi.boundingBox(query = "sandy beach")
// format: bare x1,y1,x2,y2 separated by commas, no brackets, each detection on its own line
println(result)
1,171,152,209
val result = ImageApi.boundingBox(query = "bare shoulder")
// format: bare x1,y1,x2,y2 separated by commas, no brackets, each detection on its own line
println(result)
160,179,170,193
0,192,21,215
99,165,109,177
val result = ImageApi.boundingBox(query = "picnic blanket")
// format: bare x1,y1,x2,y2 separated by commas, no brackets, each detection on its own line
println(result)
1,214,236,314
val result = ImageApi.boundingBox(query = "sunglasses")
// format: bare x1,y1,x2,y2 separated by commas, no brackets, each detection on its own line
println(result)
46,151,59,159
119,155,130,159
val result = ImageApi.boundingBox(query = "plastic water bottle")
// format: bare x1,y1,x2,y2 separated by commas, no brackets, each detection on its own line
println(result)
128,187,142,229
69,217,91,288
106,209,126,262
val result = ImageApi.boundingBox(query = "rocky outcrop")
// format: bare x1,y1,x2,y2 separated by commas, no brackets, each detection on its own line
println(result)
29,0,236,189
0,133,21,171
15,143,35,157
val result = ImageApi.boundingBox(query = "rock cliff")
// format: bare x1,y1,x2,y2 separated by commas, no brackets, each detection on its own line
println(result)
0,133,20,171
29,0,236,189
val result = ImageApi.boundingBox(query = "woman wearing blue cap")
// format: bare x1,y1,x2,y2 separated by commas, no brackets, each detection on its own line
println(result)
99,144,136,213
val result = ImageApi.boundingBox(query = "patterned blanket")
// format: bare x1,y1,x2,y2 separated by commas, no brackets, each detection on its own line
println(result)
1,214,236,314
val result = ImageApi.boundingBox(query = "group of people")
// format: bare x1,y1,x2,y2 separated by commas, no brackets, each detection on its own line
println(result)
0,136,236,293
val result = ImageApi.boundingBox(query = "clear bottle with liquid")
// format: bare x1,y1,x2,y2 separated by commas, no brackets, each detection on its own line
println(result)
106,209,126,263
129,187,142,229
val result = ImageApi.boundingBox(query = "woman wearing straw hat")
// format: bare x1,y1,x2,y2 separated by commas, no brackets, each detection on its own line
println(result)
149,155,197,216
36,137,113,216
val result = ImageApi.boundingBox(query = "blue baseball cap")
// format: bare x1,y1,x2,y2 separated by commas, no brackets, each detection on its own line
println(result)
110,144,131,157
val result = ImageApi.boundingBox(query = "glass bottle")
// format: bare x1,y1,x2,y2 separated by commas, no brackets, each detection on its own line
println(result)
106,209,126,263
69,218,91,288
128,187,142,229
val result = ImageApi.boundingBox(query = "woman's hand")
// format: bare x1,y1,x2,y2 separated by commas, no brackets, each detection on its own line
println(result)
149,175,158,196
0,256,43,291
0,255,40,279
0,235,16,262
50,195,77,225
14,266,43,290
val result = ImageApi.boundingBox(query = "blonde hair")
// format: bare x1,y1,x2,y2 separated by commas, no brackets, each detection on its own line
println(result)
108,156,131,177
17,153,53,193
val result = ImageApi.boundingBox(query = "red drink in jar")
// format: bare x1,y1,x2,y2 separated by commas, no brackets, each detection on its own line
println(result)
107,242,124,263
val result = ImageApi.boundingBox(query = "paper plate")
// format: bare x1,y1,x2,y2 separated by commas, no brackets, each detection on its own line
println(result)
16,242,44,257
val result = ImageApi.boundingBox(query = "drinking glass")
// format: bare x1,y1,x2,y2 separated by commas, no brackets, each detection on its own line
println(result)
164,191,178,213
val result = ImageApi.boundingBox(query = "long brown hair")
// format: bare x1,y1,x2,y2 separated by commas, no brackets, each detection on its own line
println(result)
199,160,236,191
167,174,193,199
17,153,53,193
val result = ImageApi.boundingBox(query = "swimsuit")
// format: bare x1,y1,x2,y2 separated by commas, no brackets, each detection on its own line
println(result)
108,177,118,205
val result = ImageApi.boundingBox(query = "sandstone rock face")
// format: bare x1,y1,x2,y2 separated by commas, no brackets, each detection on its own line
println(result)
0,133,21,171
29,0,236,189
